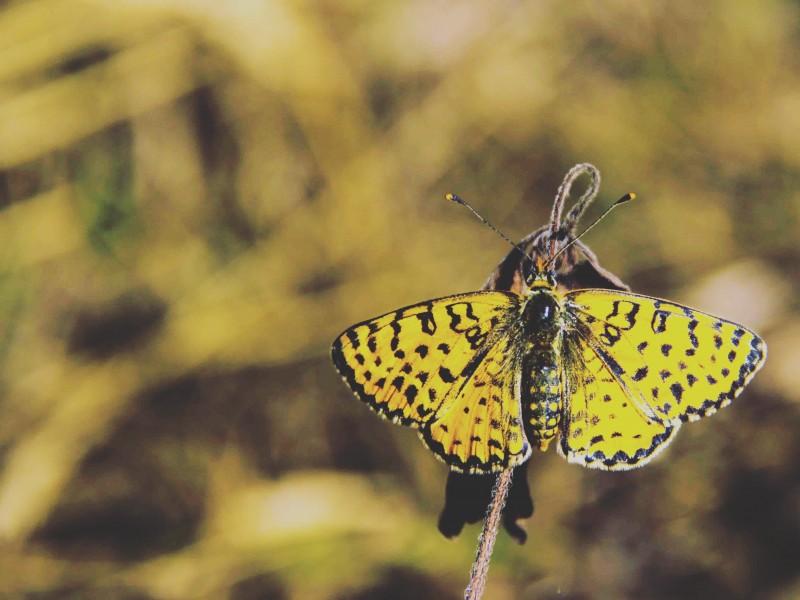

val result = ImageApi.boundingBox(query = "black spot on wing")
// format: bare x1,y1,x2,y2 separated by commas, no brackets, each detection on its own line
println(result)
416,405,433,418
346,329,360,349
416,308,437,335
688,319,699,348
389,320,401,351
670,382,684,403
651,310,668,334
439,367,456,383
404,384,418,404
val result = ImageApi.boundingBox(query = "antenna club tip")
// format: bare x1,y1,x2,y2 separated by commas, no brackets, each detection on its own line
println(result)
445,193,463,204
614,192,636,206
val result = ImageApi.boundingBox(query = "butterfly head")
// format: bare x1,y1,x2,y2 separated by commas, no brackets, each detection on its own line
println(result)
524,260,557,290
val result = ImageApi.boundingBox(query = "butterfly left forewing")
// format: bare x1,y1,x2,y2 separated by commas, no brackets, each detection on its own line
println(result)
332,291,528,471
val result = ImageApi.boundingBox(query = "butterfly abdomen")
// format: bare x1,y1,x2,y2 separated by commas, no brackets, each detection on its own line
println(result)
523,362,562,451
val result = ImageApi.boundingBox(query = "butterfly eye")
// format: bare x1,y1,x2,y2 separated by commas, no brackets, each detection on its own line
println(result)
521,255,540,283
524,272,535,286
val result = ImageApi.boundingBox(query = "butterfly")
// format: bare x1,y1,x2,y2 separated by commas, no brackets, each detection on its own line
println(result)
331,166,767,474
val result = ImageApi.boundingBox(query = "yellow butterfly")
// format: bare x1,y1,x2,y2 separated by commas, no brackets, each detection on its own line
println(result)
331,179,767,474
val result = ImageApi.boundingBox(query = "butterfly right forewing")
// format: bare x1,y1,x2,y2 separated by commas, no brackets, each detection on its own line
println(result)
557,288,766,469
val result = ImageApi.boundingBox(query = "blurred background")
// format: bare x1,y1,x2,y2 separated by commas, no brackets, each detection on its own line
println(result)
0,1,798,598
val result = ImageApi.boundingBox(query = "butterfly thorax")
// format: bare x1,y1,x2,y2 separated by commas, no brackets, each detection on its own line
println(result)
522,290,560,341
520,282,565,451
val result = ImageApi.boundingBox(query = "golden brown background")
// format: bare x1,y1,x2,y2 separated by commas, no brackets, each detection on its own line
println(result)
0,1,798,599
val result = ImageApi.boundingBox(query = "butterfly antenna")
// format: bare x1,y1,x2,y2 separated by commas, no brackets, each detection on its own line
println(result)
545,192,636,269
446,193,537,269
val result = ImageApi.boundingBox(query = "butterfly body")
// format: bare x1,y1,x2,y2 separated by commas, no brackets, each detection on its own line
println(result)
517,279,564,451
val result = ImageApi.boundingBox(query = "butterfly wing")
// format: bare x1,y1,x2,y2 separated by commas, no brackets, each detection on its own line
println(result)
331,291,530,473
423,331,531,472
558,289,766,470
558,329,678,469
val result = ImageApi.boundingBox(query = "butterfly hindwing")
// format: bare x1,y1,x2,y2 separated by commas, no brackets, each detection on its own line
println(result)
423,334,531,473
557,289,766,469
332,291,528,472
558,329,678,469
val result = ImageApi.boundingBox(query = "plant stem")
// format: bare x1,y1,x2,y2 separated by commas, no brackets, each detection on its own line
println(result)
464,468,513,600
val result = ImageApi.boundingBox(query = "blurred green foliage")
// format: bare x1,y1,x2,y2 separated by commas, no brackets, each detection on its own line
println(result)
72,131,140,255
0,1,797,598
